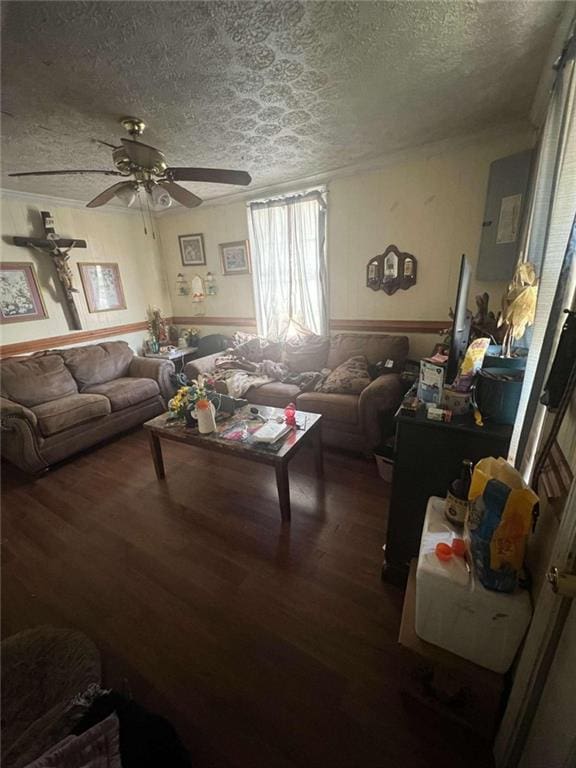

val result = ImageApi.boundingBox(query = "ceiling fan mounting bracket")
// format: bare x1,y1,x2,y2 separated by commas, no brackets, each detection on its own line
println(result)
120,117,146,137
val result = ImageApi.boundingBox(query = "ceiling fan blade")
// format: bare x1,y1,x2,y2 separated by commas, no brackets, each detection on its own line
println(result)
121,138,161,168
9,169,123,177
167,167,252,186
93,139,120,149
86,181,135,208
158,180,202,208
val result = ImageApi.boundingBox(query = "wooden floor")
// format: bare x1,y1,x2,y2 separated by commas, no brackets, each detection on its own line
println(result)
1,428,494,768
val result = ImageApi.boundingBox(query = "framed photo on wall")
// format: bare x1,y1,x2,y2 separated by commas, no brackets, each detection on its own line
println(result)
179,233,206,266
0,262,48,323
78,262,126,313
219,240,251,275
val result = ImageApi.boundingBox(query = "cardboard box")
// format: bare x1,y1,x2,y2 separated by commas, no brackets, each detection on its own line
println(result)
398,560,504,737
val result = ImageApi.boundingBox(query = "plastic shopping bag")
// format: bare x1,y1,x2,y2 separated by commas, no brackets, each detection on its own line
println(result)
466,457,538,592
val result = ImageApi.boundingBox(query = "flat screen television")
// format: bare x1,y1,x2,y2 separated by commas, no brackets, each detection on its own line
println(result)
446,254,472,384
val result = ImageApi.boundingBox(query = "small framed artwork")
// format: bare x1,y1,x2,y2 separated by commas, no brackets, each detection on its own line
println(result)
219,240,251,275
0,262,48,323
78,262,126,313
179,233,206,266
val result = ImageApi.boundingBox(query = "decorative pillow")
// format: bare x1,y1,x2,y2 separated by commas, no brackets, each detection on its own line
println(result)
318,355,371,394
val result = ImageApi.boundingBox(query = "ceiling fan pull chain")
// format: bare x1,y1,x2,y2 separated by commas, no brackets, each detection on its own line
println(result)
144,189,157,239
136,188,148,236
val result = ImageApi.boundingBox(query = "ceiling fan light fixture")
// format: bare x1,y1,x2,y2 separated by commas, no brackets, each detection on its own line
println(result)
150,183,172,210
114,183,137,207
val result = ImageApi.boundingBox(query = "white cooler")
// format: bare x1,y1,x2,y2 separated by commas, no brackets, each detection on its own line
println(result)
415,496,532,673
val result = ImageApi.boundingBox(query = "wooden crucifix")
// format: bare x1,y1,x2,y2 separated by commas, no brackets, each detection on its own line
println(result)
13,211,86,330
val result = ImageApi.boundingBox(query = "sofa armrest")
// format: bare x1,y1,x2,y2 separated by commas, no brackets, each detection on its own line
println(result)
0,396,38,427
128,356,175,402
358,374,404,450
183,352,223,381
0,397,48,474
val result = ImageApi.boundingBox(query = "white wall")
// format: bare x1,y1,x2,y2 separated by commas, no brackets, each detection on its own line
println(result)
157,201,255,322
156,126,535,358
0,197,172,352
1,126,537,359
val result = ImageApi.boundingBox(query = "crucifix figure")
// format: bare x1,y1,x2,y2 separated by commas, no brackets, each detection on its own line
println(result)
12,211,87,330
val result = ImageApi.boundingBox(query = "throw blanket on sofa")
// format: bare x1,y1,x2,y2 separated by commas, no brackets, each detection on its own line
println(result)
282,369,329,392
213,368,274,398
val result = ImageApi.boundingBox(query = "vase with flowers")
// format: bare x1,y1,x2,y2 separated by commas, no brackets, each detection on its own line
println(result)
168,374,216,428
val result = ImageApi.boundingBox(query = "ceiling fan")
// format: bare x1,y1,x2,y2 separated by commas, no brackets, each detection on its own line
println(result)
8,117,252,209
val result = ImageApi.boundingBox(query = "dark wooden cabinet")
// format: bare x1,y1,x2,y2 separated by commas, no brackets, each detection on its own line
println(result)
382,409,512,587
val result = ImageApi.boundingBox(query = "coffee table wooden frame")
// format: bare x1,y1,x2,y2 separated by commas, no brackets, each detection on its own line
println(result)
144,407,323,522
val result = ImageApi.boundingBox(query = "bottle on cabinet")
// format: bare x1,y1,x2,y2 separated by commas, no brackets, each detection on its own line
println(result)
445,459,474,527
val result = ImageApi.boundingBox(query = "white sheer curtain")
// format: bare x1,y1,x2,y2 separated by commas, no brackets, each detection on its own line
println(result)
248,189,327,340
509,37,576,478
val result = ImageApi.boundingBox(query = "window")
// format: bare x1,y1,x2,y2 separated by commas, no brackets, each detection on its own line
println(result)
247,189,327,340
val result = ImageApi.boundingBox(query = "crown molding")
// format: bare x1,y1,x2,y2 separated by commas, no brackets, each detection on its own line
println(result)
154,118,535,216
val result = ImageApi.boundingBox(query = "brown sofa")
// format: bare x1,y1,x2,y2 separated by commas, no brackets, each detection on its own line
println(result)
184,333,409,452
0,340,174,475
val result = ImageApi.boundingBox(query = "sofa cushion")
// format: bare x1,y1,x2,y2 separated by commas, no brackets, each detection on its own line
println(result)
296,391,359,425
56,341,134,389
246,382,301,408
31,394,111,437
319,355,371,395
1,355,78,407
83,377,160,412
283,334,329,373
327,333,409,369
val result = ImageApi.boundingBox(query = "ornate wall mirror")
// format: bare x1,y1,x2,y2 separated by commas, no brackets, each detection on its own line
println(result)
366,244,417,295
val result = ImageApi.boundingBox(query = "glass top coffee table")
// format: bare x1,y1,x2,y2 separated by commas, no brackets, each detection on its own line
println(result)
144,405,323,522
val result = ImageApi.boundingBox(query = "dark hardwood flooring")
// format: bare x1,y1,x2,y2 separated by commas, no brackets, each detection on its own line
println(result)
1,428,494,768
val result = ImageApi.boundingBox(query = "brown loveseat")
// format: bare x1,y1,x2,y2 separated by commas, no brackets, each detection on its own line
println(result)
0,340,174,475
184,333,409,452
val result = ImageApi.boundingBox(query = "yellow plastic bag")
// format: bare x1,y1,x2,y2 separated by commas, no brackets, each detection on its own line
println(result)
467,457,538,591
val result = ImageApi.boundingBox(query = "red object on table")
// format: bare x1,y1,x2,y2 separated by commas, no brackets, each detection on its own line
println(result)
284,402,297,427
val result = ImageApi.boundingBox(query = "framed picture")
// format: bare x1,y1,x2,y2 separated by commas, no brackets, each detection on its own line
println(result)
0,262,48,323
219,240,251,275
179,233,206,266
78,262,126,313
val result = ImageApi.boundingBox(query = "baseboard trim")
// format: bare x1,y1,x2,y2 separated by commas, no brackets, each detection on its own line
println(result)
0,321,148,359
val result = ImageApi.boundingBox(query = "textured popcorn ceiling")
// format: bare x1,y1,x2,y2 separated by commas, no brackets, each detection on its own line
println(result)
1,0,564,205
